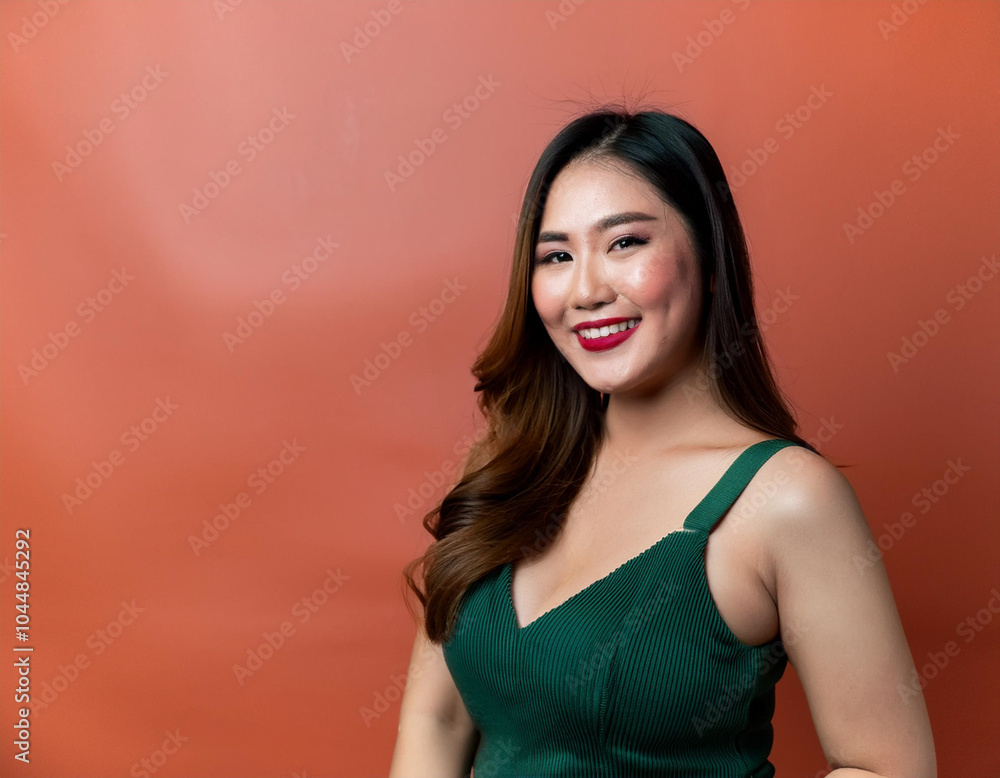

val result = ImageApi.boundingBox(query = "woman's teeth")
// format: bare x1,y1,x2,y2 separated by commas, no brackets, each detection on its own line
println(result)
578,319,640,339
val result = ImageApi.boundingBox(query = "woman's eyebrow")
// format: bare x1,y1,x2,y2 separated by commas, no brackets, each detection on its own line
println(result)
537,211,659,244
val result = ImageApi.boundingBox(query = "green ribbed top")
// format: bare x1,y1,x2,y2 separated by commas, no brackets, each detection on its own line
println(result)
441,438,804,777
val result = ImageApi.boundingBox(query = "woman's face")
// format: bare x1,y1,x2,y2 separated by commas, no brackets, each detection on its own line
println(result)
530,157,706,397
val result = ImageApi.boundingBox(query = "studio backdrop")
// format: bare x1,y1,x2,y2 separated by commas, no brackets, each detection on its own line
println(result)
1,1,997,776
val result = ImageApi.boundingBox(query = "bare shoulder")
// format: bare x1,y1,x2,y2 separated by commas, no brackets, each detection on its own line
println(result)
751,442,863,533
744,443,937,776
739,443,868,592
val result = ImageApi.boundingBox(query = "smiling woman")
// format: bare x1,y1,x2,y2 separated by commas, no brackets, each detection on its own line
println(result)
389,106,937,777
530,160,706,388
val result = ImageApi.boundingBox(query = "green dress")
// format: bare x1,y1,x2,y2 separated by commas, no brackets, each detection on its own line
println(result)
442,438,805,777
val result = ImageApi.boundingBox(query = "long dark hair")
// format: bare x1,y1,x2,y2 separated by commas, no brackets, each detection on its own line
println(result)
403,104,833,644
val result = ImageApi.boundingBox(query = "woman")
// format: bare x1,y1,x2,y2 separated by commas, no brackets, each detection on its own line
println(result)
389,107,936,777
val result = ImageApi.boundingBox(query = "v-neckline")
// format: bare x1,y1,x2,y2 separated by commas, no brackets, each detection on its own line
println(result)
505,527,700,633
504,438,784,634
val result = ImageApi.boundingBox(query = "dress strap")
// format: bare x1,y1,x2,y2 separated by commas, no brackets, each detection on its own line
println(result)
682,438,804,535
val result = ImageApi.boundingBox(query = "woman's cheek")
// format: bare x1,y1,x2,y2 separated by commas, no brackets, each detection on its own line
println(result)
534,273,575,320
625,261,675,307
531,281,561,328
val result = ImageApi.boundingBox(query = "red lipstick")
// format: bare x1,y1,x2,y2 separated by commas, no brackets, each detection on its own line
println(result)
573,317,641,352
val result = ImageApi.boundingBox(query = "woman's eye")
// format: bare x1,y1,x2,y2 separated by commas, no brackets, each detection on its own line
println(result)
536,251,570,265
535,237,646,265
612,235,647,251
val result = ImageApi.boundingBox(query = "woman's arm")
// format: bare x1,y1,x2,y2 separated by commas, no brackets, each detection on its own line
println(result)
388,623,480,778
762,448,937,778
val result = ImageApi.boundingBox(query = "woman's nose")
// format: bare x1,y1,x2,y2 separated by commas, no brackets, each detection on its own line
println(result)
568,253,616,309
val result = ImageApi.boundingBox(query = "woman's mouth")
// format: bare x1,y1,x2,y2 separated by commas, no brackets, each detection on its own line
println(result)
575,318,641,352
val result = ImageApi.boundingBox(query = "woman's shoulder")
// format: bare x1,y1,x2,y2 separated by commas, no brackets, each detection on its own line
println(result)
729,439,870,609
718,432,840,492
755,439,854,515
748,440,868,561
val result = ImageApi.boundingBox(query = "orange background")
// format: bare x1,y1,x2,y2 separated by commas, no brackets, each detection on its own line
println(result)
2,1,998,776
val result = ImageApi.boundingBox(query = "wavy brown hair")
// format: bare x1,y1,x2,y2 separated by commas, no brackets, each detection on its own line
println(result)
402,104,832,644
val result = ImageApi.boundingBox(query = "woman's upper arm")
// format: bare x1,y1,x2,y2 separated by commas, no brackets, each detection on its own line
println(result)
398,621,478,735
766,450,937,778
